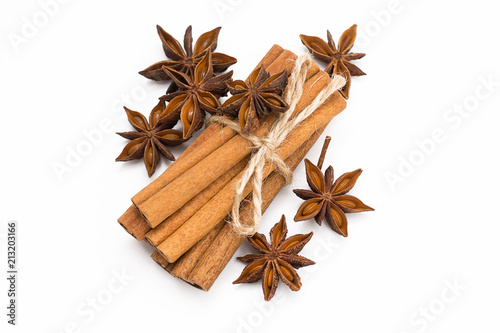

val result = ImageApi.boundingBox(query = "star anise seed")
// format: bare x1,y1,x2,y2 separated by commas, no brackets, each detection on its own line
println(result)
159,50,233,139
116,100,186,177
234,215,315,301
293,159,373,237
139,25,237,94
219,65,289,133
300,24,365,99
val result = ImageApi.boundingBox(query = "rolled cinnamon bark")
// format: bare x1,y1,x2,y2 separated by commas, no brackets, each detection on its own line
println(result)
157,88,346,262
138,60,322,228
151,250,175,273
144,156,249,246
187,124,328,291
118,45,286,239
141,134,254,227
169,219,226,281
117,205,151,240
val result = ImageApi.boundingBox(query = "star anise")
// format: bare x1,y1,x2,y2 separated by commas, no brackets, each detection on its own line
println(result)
219,65,289,133
159,50,233,139
116,100,186,177
293,159,373,237
300,24,365,99
234,215,315,301
139,25,236,94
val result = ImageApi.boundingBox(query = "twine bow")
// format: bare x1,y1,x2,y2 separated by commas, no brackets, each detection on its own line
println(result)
208,54,346,236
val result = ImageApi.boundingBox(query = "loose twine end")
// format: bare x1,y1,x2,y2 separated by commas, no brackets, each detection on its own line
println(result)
207,54,346,236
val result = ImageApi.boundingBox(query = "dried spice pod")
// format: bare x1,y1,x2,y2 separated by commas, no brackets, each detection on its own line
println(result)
234,215,315,301
160,51,233,139
219,65,289,133
116,101,186,177
300,24,365,99
139,25,237,93
293,138,373,236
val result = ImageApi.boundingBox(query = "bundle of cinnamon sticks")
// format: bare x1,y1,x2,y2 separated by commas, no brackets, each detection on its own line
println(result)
118,45,347,291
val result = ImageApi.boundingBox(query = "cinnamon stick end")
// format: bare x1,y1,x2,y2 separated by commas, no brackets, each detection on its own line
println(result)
117,205,151,241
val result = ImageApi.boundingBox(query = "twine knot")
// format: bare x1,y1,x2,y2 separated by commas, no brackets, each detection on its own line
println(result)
208,54,346,236
258,137,278,152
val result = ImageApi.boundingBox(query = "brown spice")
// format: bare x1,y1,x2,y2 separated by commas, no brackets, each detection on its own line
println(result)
293,156,374,237
169,220,225,282
234,215,315,301
115,101,186,177
300,24,365,99
160,51,233,138
139,25,236,93
219,66,289,133
144,156,249,246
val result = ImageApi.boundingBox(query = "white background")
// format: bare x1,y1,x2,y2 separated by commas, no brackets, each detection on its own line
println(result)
1,0,499,332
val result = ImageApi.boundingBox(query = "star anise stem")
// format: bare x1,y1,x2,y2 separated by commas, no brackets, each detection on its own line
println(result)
317,136,331,170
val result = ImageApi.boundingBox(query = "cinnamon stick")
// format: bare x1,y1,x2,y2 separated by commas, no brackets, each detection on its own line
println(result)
169,219,226,281
117,45,286,239
157,89,346,262
151,250,175,273
138,58,322,228
187,124,328,291
144,156,249,246
117,205,151,240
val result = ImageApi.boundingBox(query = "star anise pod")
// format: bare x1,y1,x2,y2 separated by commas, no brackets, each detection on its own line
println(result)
219,65,289,133
234,215,315,301
293,159,373,237
159,50,233,139
139,25,236,94
116,100,186,177
300,24,365,99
